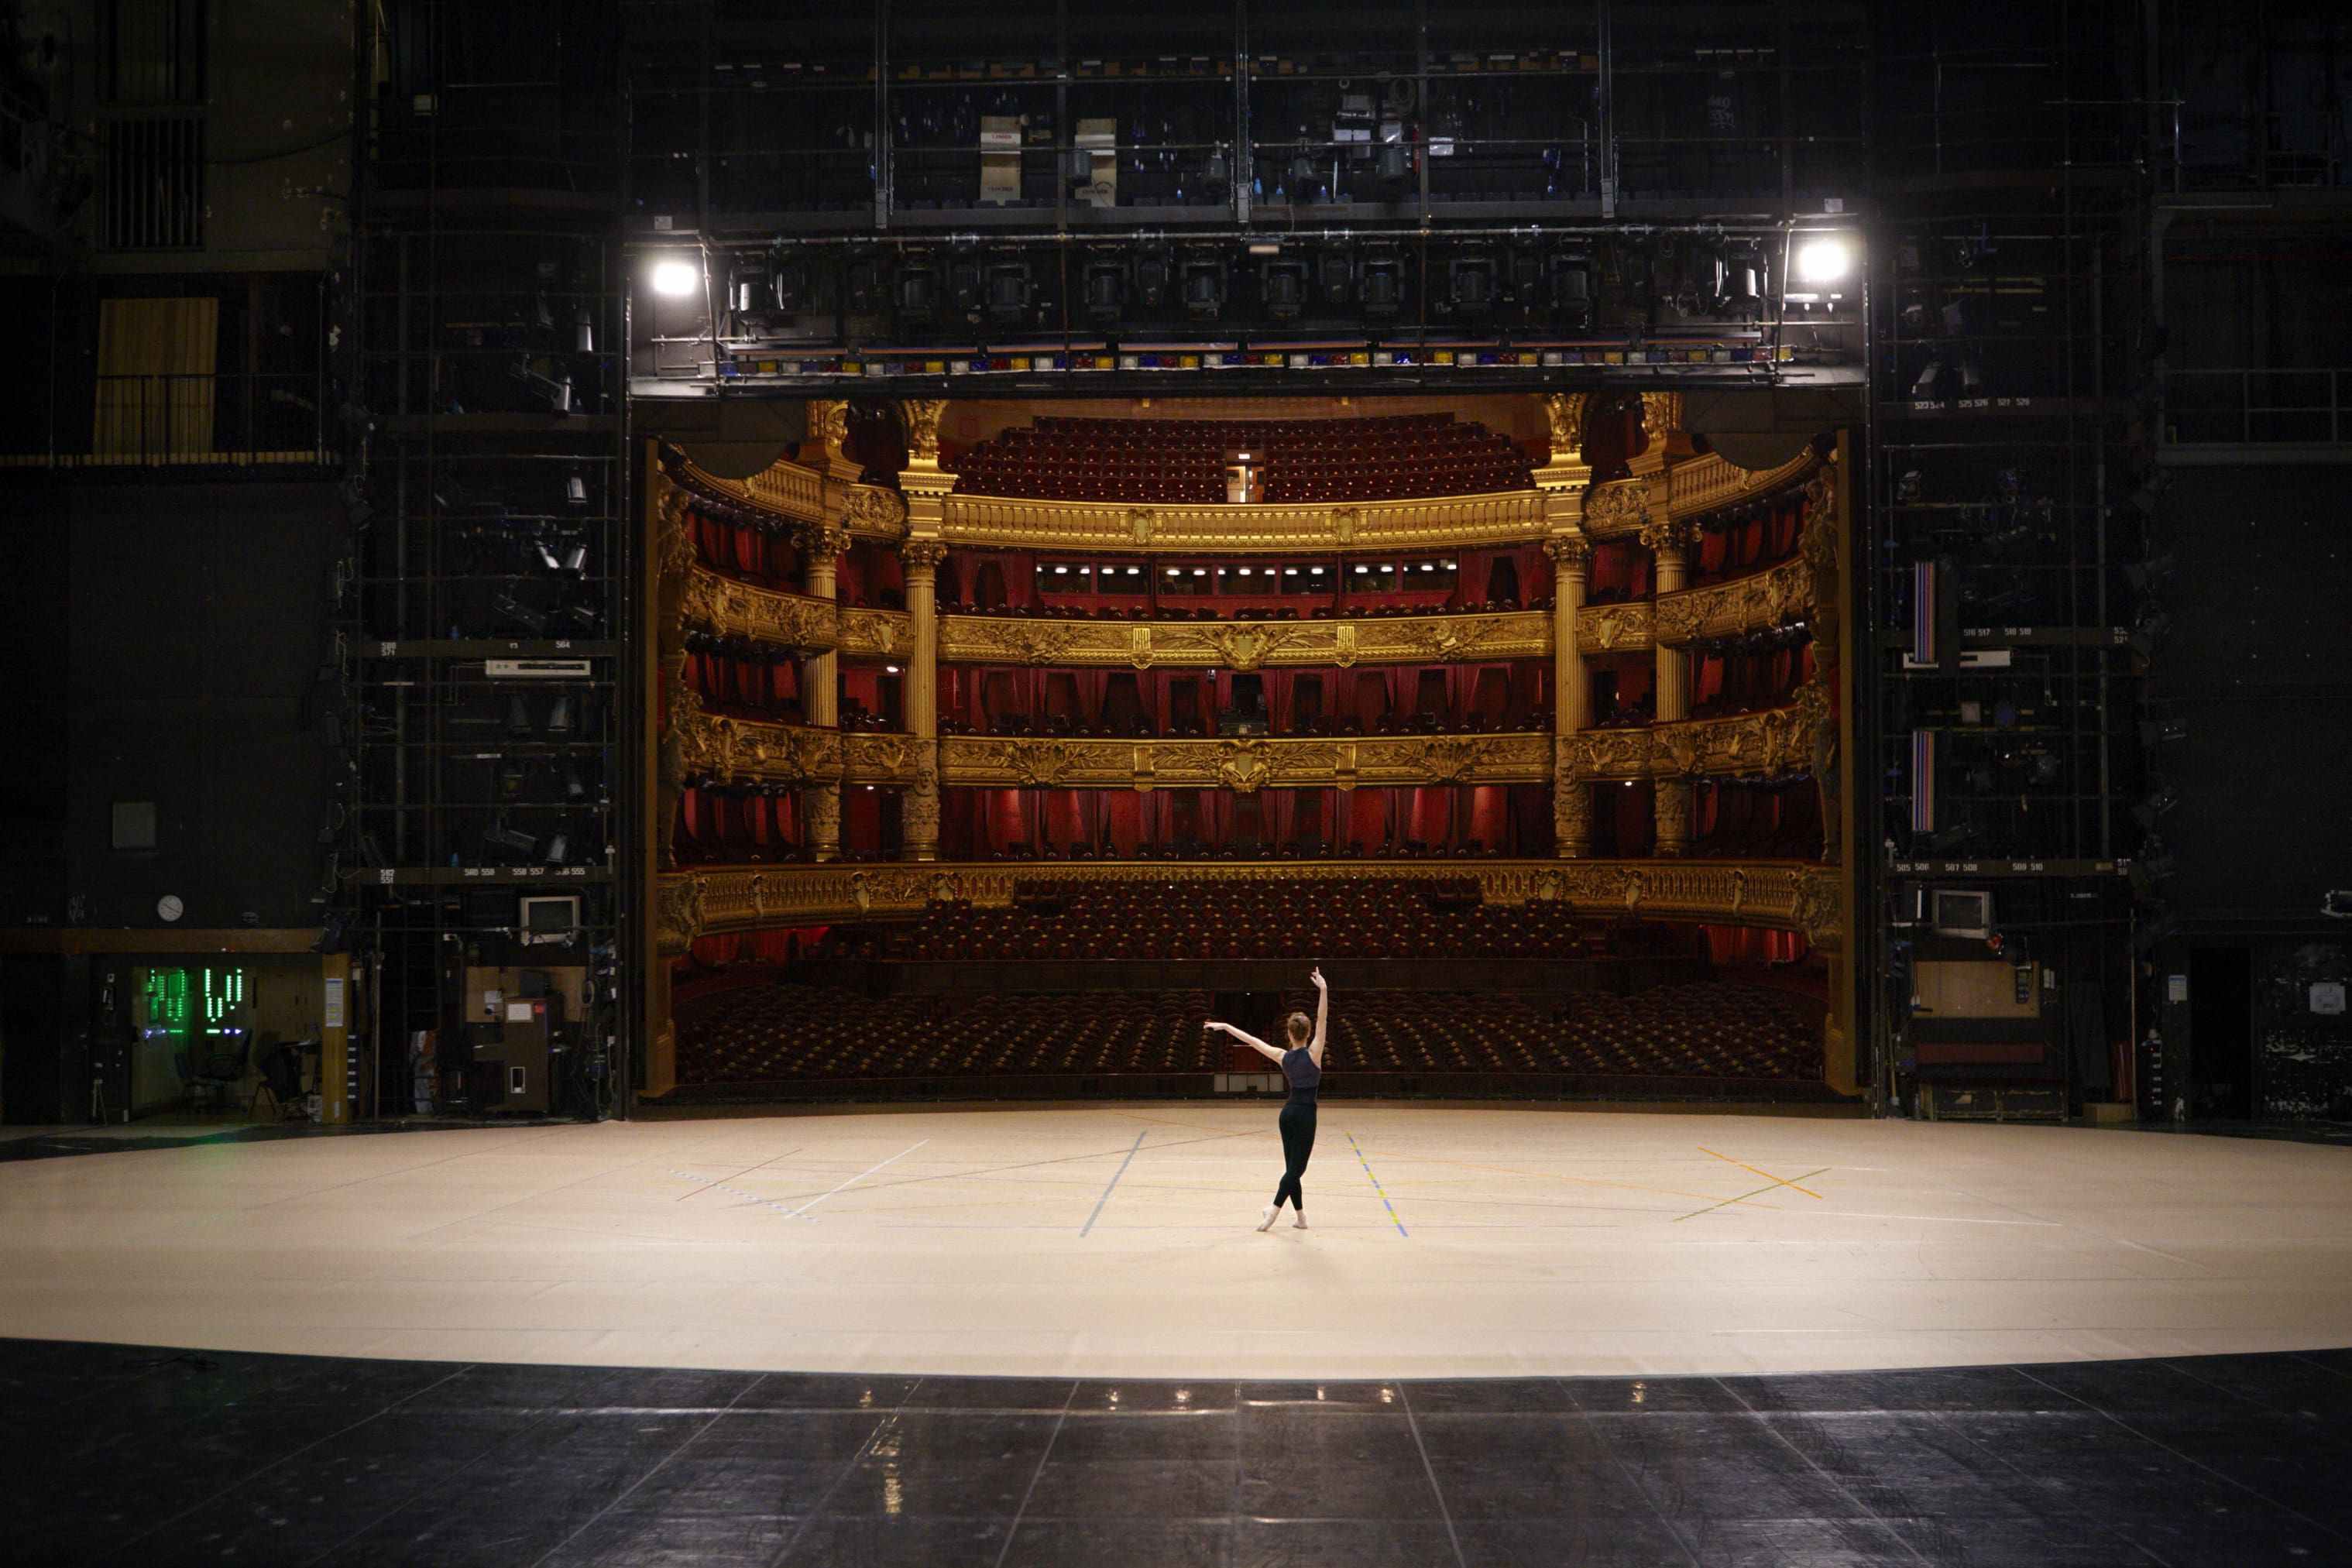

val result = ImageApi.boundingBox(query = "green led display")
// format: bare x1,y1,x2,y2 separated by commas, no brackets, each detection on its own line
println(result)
201,968,249,1025
143,968,191,1031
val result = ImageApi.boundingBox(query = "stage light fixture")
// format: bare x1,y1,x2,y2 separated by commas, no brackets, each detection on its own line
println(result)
649,257,699,297
2129,785,2178,832
1358,251,1405,318
1712,245,1764,314
728,257,774,317
1547,250,1593,325
565,474,588,505
2127,609,2172,660
894,256,942,321
2129,851,2178,897
1132,249,1172,309
2124,554,2175,592
982,259,1033,322
1081,256,1127,322
1795,235,1853,285
1179,256,1227,319
1317,251,1352,306
2139,715,2189,748
1447,255,1496,316
774,253,811,312
1260,257,1308,318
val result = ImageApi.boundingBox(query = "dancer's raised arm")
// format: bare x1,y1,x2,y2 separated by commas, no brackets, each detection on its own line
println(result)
1207,1018,1285,1066
1307,966,1330,1065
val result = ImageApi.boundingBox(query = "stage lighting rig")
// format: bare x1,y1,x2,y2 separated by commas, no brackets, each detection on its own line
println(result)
982,258,1034,323
1179,253,1227,320
1547,249,1594,327
1258,256,1309,319
894,255,942,323
1317,249,1353,307
728,256,775,322
1445,254,1496,317
1358,249,1406,319
1081,253,1127,323
1711,242,1764,316
1132,248,1173,311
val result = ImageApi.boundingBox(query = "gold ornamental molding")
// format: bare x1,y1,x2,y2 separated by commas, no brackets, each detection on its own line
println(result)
938,608,1553,670
937,489,1549,554
682,566,840,650
1652,556,1818,646
671,703,844,786
840,606,916,659
1665,448,1819,520
1558,702,1816,781
840,731,927,787
680,564,916,660
939,731,1553,792
657,857,1843,953
1576,601,1654,655
667,453,827,527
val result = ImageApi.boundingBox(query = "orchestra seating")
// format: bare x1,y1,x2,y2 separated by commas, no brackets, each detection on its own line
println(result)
887,877,1585,962
673,980,1823,1087
950,413,1533,503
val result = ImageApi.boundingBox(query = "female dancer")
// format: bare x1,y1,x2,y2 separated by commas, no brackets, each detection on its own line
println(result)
1207,966,1328,1231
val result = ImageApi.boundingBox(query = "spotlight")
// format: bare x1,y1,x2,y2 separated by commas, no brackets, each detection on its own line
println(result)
2128,850,2178,897
1082,256,1127,323
728,257,775,318
1317,250,1353,306
773,253,811,312
894,256,942,322
2129,784,2178,832
2127,609,2172,661
2124,555,2175,592
649,258,699,297
1794,235,1853,285
1131,248,1172,308
1547,250,1593,325
565,474,588,506
983,259,1033,322
1446,255,1496,316
1912,360,1946,400
1179,256,1226,319
1712,245,1763,314
1260,258,1308,318
1358,251,1406,318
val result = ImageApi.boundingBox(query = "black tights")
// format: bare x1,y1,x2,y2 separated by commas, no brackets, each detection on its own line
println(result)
1272,1101,1317,1210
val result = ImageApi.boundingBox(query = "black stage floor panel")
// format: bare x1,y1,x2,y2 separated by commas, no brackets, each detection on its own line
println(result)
5,1336,2347,1567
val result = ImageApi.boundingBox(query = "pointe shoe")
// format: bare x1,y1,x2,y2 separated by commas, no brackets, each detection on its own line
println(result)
1258,1205,1280,1232
1293,1213,1309,1230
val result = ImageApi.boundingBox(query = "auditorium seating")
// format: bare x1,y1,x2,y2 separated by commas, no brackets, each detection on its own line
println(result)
950,414,1533,503
888,877,1585,962
672,979,1823,1086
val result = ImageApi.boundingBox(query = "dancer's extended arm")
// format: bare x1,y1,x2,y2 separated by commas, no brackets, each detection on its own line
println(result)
1206,1020,1286,1066
1308,966,1330,1066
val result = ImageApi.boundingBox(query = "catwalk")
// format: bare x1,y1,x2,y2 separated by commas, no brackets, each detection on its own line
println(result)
3,1107,2349,1380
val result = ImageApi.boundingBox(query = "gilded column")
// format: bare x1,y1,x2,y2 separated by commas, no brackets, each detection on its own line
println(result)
900,538,948,861
800,523,851,860
1653,774,1694,858
1642,515,1698,722
1544,533,1594,857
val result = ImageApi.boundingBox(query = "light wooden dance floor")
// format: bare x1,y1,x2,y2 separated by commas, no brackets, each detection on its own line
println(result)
5,1107,2350,1379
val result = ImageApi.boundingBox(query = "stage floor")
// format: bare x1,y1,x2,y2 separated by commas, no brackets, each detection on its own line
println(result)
4,1106,2350,1380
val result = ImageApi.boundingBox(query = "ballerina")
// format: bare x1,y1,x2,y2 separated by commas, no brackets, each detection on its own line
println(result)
1207,966,1328,1232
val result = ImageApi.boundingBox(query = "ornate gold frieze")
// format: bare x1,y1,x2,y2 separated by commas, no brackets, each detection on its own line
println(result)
937,489,1549,554
839,606,915,659
936,609,1553,670
671,705,844,786
1556,702,1815,781
1651,556,1817,645
840,730,925,787
1580,479,1652,537
667,453,827,526
1576,602,1654,654
937,731,1553,792
667,856,1843,948
682,567,840,650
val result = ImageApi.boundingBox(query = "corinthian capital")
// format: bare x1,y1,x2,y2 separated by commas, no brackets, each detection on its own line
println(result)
1638,515,1699,556
897,400,947,462
899,537,949,573
1542,533,1594,571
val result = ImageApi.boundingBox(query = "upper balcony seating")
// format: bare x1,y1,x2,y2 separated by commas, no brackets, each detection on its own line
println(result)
950,414,1535,503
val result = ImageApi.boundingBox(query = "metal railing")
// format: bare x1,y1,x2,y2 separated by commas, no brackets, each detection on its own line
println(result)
2,372,335,468
2168,369,2350,449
